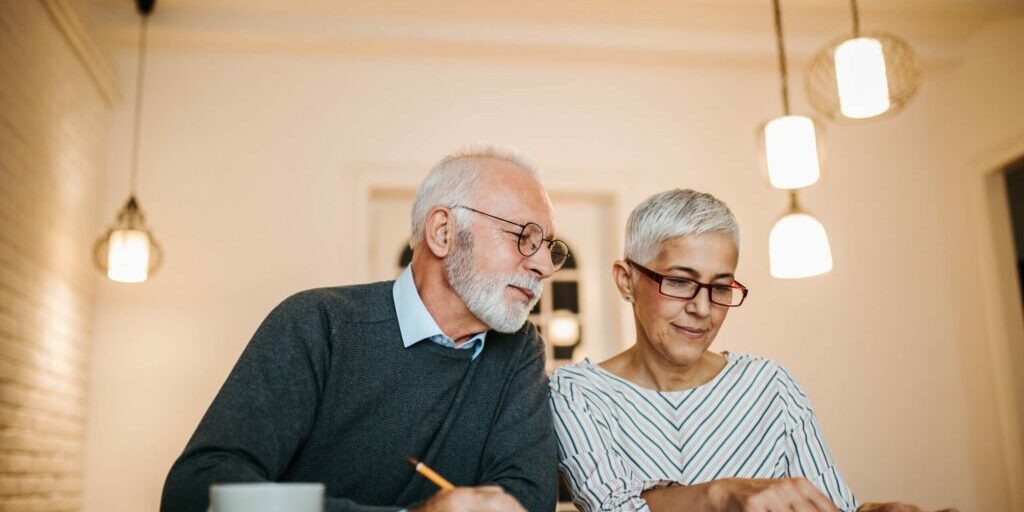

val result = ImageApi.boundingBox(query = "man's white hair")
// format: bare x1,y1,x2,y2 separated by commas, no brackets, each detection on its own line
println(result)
624,189,740,265
410,144,540,245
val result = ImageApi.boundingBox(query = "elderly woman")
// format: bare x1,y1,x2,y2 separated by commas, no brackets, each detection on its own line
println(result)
550,190,954,512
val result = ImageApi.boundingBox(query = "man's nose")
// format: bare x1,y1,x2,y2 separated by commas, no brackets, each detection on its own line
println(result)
524,243,556,280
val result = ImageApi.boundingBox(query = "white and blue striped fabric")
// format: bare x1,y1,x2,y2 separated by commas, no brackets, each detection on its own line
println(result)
549,353,858,512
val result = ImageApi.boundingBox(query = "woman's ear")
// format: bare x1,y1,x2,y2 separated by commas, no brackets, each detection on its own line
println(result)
612,260,635,303
423,206,454,258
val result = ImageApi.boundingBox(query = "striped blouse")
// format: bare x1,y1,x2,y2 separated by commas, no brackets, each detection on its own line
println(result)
549,353,858,512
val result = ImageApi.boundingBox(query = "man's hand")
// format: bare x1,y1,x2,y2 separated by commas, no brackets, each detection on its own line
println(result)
707,477,841,512
409,486,526,512
857,503,958,512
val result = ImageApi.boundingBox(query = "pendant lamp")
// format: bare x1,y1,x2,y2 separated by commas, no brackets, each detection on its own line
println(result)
805,0,922,122
769,192,833,279
758,0,825,191
93,0,163,283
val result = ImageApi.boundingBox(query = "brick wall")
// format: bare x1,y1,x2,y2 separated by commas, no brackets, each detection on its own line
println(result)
0,1,110,510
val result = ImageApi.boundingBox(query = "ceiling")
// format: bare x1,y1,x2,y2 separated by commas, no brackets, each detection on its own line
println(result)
91,0,1024,66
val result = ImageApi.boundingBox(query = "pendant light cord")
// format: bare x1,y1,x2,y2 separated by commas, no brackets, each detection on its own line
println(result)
850,0,861,37
128,14,149,199
771,0,790,116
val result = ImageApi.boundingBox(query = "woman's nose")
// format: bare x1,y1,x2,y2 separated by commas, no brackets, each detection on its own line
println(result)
685,288,713,317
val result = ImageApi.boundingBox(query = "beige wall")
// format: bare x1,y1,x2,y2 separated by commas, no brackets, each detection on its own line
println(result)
0,1,110,510
79,11,1024,512
922,17,1024,510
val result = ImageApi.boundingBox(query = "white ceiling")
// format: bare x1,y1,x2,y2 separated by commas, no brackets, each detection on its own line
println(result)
91,0,1024,65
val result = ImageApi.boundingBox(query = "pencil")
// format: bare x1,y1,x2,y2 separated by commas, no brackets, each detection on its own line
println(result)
406,457,455,490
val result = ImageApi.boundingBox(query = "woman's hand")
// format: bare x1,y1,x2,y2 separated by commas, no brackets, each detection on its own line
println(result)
706,477,840,512
857,503,958,512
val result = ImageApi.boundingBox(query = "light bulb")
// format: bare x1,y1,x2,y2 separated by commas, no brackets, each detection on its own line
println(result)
769,212,833,279
762,115,821,190
835,37,890,119
548,312,580,347
107,229,151,283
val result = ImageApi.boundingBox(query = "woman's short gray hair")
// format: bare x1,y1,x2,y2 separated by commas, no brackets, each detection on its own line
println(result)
624,189,740,264
410,144,539,245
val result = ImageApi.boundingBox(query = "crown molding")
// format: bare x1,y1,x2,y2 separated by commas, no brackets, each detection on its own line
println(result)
41,0,120,106
91,1,1022,70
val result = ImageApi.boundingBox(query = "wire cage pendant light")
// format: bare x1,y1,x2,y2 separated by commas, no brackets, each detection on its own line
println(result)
758,0,825,191
93,0,163,283
805,0,922,122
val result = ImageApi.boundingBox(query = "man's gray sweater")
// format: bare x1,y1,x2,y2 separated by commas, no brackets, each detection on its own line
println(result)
160,281,557,512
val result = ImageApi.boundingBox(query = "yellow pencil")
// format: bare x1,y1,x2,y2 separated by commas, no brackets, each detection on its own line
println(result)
406,457,455,490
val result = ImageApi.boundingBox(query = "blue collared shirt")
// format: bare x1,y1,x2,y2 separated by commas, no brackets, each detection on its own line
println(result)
392,265,486,360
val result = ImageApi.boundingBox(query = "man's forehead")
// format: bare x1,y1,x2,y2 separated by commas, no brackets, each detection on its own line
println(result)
474,169,555,234
484,195,555,233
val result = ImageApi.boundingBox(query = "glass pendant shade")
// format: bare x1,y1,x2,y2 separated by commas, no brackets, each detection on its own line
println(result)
760,115,823,190
835,37,890,118
769,211,833,279
94,197,163,283
93,0,162,283
107,229,151,283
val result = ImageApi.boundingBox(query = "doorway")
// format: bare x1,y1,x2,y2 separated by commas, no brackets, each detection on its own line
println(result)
1004,157,1024,305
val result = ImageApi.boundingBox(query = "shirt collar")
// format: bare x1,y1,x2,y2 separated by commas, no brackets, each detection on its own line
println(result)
392,265,487,349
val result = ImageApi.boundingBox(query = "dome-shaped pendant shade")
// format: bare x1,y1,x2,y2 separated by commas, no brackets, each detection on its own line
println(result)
94,197,163,283
769,211,833,279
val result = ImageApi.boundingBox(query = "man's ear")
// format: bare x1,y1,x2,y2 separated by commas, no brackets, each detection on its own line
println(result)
612,260,635,303
423,206,455,258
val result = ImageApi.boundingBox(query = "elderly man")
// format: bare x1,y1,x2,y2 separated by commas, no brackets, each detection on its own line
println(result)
161,145,566,512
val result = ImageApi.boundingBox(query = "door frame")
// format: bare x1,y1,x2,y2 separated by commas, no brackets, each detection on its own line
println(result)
969,132,1024,510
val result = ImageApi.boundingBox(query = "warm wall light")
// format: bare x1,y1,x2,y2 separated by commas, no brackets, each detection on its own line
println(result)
761,115,821,189
759,0,824,191
548,310,581,361
835,37,890,118
769,192,833,279
93,0,163,283
805,0,921,122
548,311,580,348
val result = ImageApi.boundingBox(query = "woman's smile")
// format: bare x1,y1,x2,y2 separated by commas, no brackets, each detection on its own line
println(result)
671,322,708,339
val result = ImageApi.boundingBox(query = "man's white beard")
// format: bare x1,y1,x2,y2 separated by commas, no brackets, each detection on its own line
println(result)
445,229,543,333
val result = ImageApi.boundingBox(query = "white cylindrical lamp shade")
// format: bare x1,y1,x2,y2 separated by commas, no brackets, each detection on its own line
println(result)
769,212,833,279
762,115,822,190
107,229,151,283
835,37,891,119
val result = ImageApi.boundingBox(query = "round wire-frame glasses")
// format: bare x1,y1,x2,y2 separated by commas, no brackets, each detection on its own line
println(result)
452,205,570,271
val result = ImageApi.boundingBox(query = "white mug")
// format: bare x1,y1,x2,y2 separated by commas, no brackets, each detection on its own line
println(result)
209,482,324,512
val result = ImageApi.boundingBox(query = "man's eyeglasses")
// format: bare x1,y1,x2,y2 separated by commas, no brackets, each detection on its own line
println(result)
452,205,570,271
626,259,748,307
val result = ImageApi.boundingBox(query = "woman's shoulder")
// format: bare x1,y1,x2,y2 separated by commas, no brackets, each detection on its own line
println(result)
725,352,799,376
728,353,815,414
549,359,623,398
551,359,601,386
